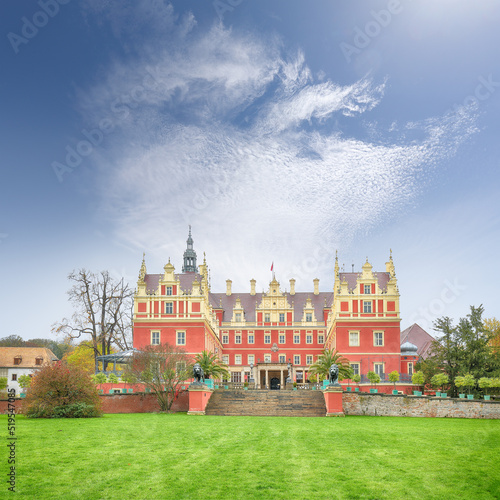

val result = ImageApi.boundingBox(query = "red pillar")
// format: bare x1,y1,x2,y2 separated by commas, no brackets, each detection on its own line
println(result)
187,386,213,415
323,387,345,417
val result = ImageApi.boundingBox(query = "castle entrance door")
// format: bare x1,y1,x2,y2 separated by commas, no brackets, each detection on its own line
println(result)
270,377,280,390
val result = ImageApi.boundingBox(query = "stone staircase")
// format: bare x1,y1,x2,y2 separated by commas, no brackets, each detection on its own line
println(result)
205,389,326,417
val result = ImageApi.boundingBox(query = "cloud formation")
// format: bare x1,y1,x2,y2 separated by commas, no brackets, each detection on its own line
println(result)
77,2,478,289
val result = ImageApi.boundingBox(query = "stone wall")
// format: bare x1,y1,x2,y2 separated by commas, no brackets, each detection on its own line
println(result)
343,392,500,419
0,391,189,414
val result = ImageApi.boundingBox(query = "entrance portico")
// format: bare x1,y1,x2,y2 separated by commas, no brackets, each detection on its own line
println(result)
257,363,290,389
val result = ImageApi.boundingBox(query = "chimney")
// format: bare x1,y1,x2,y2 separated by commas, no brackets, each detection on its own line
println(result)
313,278,319,295
250,279,256,296
226,279,232,296
289,278,296,295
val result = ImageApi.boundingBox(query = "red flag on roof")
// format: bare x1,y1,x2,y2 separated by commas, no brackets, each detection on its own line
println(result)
270,262,274,272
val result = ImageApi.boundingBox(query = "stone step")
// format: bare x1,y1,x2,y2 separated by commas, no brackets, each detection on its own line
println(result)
205,389,326,417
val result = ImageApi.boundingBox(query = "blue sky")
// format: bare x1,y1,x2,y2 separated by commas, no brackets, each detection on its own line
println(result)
1,0,499,341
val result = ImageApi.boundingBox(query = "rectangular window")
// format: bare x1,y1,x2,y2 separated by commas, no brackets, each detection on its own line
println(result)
374,332,384,346
279,354,286,363
165,302,173,314
248,354,255,365
364,284,371,294
408,362,413,376
248,333,254,344
306,334,312,344
231,372,241,383
349,331,359,346
235,334,242,344
306,355,313,365
318,334,324,344
11,374,17,381
264,354,271,363
222,335,229,344
176,361,186,374
306,313,312,322
235,313,242,322
176,331,186,345
35,358,43,366
264,334,271,344
14,358,21,366
235,355,242,365
296,371,303,382
279,313,285,322
279,333,286,344
151,331,160,345
264,313,270,322
294,355,301,365
222,355,229,365
350,363,360,376
363,301,372,313
166,286,173,296
294,333,300,344
374,363,384,377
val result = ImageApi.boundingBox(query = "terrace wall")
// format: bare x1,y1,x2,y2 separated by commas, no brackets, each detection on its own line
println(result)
343,392,500,419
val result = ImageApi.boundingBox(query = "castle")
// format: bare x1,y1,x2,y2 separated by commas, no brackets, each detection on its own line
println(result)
132,228,417,391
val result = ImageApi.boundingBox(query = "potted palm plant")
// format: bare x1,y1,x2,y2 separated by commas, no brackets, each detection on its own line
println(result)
389,370,400,395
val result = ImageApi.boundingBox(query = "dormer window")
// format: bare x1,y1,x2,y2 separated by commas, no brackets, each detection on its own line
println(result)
235,313,242,322
306,313,312,322
166,286,173,296
364,284,371,294
35,357,43,366
264,313,270,322
14,356,21,365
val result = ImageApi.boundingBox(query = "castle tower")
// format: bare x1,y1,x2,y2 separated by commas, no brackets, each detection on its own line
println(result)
182,226,197,273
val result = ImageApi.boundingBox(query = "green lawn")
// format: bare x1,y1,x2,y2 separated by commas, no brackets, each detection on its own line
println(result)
3,413,500,499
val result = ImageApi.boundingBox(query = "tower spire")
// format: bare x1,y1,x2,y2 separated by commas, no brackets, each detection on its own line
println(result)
138,252,147,282
182,226,197,273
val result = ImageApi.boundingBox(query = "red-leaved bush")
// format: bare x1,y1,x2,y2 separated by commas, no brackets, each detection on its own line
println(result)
24,362,102,418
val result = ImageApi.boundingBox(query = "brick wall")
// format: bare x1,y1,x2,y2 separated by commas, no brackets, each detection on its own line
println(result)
0,391,189,414
343,392,500,419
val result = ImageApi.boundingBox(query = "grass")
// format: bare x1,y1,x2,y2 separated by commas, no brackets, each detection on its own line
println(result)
2,413,500,499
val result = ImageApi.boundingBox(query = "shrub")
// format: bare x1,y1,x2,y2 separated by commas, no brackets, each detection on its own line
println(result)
0,377,7,391
91,373,107,384
18,374,32,390
24,362,102,418
478,377,491,395
107,373,119,384
412,371,425,391
388,371,400,387
367,371,380,388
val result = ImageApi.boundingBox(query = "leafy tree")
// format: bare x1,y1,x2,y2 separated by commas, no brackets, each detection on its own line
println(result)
412,371,425,393
367,371,380,389
194,351,229,380
26,338,72,360
455,375,465,394
429,306,500,396
353,374,361,389
24,362,102,418
0,335,26,347
478,377,491,396
463,373,475,395
124,343,191,412
308,349,352,381
484,317,500,353
91,373,108,384
53,270,133,372
63,342,97,373
431,373,449,392
0,377,7,391
18,374,32,390
107,373,119,384
388,370,400,389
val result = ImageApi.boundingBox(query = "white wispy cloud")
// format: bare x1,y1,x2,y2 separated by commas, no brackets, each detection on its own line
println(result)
77,2,478,290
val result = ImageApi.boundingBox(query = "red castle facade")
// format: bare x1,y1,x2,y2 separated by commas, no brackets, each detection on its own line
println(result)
133,229,416,392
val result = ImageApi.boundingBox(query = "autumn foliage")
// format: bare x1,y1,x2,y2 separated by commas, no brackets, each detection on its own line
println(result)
24,362,102,418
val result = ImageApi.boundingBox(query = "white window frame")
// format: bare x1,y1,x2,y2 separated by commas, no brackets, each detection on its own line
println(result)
231,372,241,383
279,354,286,363
166,286,173,296
151,331,160,345
306,334,312,344
363,301,372,313
349,331,360,347
279,313,285,322
264,334,271,344
248,332,254,344
318,333,324,344
165,302,173,314
235,355,242,365
293,333,300,344
235,333,242,344
176,331,186,345
222,334,229,344
264,354,271,363
350,363,360,376
374,331,384,347
408,362,414,376
222,355,229,365
248,354,255,365
374,363,384,377
305,313,312,322
279,333,286,344
364,284,371,294
306,355,313,365
294,355,300,365
235,313,242,322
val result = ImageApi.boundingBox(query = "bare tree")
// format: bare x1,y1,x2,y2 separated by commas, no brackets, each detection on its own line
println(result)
53,270,133,371
124,343,192,412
